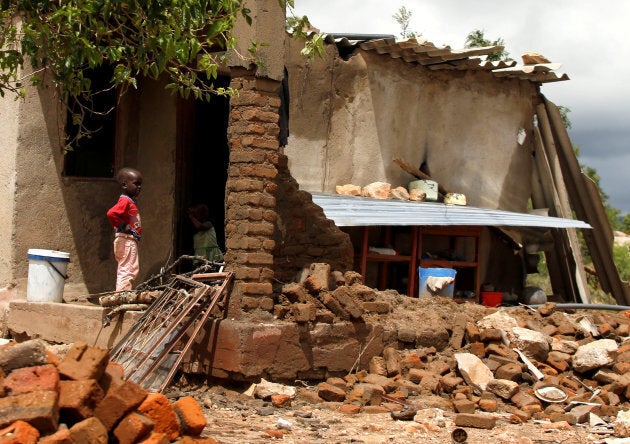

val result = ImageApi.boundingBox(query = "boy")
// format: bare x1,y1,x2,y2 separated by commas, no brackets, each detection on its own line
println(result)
107,167,143,291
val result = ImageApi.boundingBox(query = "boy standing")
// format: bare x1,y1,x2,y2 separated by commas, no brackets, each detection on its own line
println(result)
107,167,143,291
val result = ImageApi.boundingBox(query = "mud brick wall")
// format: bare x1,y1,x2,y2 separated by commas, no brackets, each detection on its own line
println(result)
225,71,353,318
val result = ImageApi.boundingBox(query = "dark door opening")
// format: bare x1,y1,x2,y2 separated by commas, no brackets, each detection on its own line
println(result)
175,76,231,266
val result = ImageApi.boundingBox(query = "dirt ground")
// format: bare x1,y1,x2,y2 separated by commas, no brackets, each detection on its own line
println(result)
166,383,607,443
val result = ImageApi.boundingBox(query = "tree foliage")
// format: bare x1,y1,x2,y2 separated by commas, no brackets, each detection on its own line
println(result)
393,6,420,40
464,29,512,62
0,1,260,105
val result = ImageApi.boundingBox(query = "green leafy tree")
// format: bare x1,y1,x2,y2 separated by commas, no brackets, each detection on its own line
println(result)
464,29,512,62
393,6,420,39
285,11,324,60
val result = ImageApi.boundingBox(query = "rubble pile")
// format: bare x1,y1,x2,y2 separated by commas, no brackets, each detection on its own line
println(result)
0,340,216,443
275,263,387,323
270,265,630,438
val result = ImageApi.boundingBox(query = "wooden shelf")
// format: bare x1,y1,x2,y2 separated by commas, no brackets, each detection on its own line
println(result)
352,225,481,300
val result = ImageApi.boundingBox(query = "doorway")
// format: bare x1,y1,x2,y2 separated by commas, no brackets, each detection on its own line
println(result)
175,75,231,265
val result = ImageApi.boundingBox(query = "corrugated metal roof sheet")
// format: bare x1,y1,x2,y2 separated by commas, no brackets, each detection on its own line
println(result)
310,193,591,229
323,35,568,84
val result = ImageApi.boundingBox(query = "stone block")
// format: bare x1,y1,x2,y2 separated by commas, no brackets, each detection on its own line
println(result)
572,339,618,373
57,342,109,381
454,413,496,429
0,420,40,444
93,379,147,431
137,393,181,442
508,327,551,362
3,364,59,395
0,390,58,433
494,362,523,381
68,417,108,444
114,412,154,444
0,340,47,373
454,353,493,393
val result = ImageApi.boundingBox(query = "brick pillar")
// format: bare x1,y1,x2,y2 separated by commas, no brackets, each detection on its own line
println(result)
225,71,281,317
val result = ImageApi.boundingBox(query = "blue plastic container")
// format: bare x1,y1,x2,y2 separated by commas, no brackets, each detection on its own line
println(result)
418,267,457,298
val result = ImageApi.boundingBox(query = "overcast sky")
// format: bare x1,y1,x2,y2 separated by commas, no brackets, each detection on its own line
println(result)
291,0,630,215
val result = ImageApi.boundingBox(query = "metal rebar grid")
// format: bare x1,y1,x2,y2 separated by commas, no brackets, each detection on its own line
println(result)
109,272,232,392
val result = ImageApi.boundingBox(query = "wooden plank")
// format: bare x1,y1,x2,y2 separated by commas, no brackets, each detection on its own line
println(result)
535,107,590,303
544,98,630,305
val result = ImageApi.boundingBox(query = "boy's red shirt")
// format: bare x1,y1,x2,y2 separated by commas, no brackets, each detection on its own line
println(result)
107,195,142,239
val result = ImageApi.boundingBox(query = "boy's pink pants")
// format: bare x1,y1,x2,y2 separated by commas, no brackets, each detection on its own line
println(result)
114,234,139,291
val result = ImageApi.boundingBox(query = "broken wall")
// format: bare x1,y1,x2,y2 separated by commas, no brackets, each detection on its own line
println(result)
284,37,539,213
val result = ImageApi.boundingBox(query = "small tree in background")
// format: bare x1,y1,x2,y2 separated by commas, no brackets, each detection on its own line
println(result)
464,29,512,62
393,6,421,40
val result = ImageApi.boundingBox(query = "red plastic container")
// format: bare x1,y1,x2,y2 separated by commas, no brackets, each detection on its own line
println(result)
481,291,503,307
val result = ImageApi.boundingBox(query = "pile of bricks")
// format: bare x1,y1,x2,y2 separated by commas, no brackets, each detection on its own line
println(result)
274,263,389,323
291,302,630,432
0,340,215,443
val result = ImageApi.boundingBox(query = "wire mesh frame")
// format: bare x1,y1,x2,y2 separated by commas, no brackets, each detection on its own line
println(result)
109,272,232,392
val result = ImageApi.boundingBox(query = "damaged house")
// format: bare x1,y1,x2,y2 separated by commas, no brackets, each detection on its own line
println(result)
1,1,627,382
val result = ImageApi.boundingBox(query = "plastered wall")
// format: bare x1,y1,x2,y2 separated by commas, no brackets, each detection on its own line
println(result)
284,37,538,213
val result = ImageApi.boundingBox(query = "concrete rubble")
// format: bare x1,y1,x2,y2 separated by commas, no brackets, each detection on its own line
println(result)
0,340,216,443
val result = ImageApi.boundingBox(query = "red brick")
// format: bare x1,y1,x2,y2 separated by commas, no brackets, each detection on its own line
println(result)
362,405,389,414
137,393,181,441
138,431,170,444
452,398,476,413
271,394,292,408
93,379,147,431
59,379,104,424
464,324,480,343
98,362,125,393
317,382,346,402
180,437,220,444
478,398,497,412
494,363,523,381
338,404,361,414
173,396,207,436
470,342,486,357
0,390,58,433
68,417,108,444
114,412,154,444
3,364,59,395
0,420,39,444
291,303,317,322
57,342,109,381
454,413,496,429
37,424,72,444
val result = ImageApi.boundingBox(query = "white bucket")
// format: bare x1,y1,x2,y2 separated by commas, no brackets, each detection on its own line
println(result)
26,249,70,303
